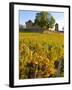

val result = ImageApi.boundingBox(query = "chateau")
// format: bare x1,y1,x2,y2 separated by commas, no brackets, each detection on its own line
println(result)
25,20,59,31
20,20,64,33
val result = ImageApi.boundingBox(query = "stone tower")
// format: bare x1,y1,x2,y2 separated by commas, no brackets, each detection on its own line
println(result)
55,23,59,31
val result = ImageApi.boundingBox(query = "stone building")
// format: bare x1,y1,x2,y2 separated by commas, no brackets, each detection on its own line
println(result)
25,20,43,33
25,20,33,28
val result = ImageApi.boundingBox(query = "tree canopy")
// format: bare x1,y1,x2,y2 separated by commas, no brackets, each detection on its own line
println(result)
34,11,55,30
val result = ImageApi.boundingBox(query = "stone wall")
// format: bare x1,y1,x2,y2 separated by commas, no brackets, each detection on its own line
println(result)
19,28,43,33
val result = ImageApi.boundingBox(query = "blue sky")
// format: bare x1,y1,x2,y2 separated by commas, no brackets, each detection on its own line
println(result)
19,10,64,30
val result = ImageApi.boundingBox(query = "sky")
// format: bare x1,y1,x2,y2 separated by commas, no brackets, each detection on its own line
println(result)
19,10,64,31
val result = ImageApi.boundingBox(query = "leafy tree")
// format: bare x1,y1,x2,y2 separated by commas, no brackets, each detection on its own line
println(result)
47,16,55,29
34,11,55,30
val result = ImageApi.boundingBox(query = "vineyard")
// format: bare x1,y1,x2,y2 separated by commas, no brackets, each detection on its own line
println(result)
19,31,64,79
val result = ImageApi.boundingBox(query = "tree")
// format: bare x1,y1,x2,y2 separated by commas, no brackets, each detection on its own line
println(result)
34,11,55,30
47,16,55,29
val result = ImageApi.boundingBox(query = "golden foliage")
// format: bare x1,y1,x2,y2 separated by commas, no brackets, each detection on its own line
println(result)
19,32,64,79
